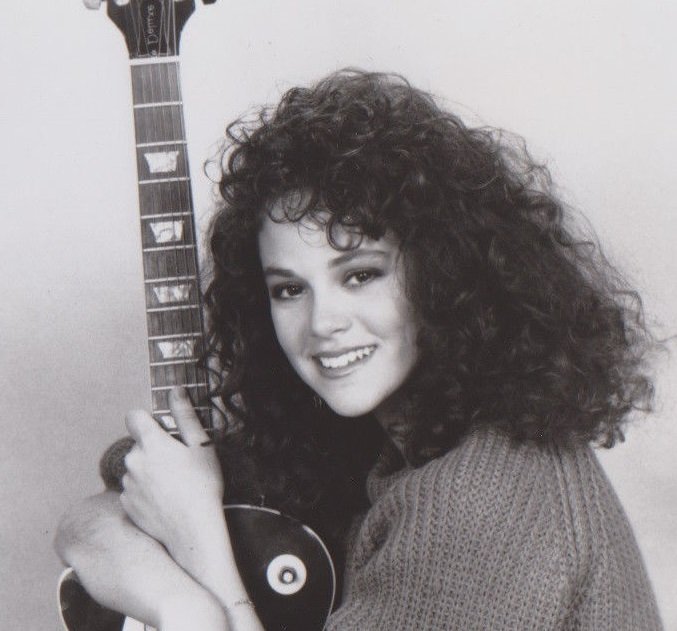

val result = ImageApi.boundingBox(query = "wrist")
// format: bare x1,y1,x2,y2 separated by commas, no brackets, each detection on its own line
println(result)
167,509,250,608
167,502,229,568
158,589,226,631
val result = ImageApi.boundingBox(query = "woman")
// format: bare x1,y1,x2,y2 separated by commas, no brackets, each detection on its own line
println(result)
55,70,663,630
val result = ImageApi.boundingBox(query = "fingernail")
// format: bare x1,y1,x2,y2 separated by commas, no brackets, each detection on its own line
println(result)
172,386,188,401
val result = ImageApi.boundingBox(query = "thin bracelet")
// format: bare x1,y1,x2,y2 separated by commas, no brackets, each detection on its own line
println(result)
223,598,255,613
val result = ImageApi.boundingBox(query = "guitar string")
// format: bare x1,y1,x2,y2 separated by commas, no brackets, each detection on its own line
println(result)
136,6,158,631
148,52,168,426
158,58,184,428
166,60,183,415
172,0,199,427
169,58,198,427
168,3,211,432
147,7,172,428
153,30,179,427
124,5,163,426
168,12,207,431
146,58,163,424
122,1,166,430
169,58,191,425
154,59,168,424
165,5,182,422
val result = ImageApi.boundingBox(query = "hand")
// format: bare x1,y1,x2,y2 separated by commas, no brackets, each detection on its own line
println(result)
55,491,227,630
120,390,258,624
120,388,225,572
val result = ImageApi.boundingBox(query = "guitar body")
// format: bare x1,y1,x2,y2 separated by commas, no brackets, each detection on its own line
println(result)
59,2,336,629
58,506,335,631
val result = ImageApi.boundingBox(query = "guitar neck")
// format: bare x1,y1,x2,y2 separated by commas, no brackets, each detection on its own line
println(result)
130,57,211,431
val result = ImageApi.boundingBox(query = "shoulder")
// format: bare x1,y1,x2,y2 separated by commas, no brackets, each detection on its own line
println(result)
371,427,597,523
366,427,635,580
407,427,656,601
337,428,661,629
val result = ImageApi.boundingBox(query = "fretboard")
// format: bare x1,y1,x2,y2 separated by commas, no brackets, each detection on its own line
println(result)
130,58,211,431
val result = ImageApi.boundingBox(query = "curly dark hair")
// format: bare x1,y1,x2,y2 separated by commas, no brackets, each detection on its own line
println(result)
204,69,654,548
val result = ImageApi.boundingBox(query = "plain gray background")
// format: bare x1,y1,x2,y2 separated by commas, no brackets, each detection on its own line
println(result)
1,1,676,628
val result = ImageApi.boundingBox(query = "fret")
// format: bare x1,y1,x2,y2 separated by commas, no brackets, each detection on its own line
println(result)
149,332,203,341
143,244,196,253
142,211,192,219
137,140,188,148
147,304,201,313
151,362,204,387
145,275,197,284
152,384,210,413
130,56,180,67
151,383,208,391
139,177,190,185
138,179,191,215
134,101,183,109
146,307,202,337
142,249,198,279
150,358,200,366
134,104,185,144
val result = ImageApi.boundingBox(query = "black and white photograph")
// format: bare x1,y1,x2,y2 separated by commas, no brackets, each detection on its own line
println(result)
1,1,676,629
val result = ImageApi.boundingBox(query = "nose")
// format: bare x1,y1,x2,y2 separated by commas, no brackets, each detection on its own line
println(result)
309,289,351,337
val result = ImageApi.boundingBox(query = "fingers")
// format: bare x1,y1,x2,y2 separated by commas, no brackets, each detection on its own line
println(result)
125,409,164,446
169,387,210,447
124,388,209,448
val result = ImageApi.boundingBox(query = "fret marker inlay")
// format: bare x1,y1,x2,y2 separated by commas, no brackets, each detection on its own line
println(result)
144,151,180,174
150,220,184,243
157,339,195,359
153,284,192,303
159,415,177,430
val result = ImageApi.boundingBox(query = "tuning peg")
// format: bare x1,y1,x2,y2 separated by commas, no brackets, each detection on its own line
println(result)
83,0,102,9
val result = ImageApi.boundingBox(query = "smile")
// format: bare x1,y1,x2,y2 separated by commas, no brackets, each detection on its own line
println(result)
315,345,376,370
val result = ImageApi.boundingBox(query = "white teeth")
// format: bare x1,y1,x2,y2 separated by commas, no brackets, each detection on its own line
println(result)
318,346,374,369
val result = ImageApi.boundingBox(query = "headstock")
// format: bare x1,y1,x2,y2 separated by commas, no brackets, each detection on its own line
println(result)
99,0,215,59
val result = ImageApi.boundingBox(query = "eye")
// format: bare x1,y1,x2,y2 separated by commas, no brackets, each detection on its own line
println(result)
345,269,383,287
270,282,305,300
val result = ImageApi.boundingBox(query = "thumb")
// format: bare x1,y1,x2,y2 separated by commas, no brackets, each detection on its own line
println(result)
169,387,210,447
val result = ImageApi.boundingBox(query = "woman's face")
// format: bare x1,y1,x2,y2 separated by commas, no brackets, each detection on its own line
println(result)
258,211,420,420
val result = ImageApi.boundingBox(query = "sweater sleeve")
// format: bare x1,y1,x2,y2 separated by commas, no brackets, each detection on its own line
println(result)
558,446,663,630
325,429,662,631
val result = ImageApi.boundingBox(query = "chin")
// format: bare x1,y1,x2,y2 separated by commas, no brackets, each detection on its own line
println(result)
319,387,391,419
323,399,373,418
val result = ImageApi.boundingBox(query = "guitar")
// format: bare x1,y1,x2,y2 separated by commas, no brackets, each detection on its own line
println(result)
58,2,335,629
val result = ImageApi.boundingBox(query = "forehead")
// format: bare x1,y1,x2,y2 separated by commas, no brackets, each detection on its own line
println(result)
257,213,399,267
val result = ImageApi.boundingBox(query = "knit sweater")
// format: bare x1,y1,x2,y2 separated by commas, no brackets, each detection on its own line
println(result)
325,427,662,630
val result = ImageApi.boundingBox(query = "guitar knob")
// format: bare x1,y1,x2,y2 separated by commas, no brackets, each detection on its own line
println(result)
265,554,307,595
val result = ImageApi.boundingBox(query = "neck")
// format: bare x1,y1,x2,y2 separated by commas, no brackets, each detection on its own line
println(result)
129,57,211,431
374,395,411,458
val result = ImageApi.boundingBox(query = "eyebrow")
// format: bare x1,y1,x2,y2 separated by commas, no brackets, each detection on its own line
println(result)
263,248,390,278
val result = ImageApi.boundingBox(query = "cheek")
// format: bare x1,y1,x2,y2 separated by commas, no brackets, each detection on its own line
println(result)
380,282,420,352
395,311,420,363
270,307,304,363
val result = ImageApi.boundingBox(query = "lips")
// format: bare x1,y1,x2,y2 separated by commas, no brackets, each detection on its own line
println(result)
314,345,376,371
